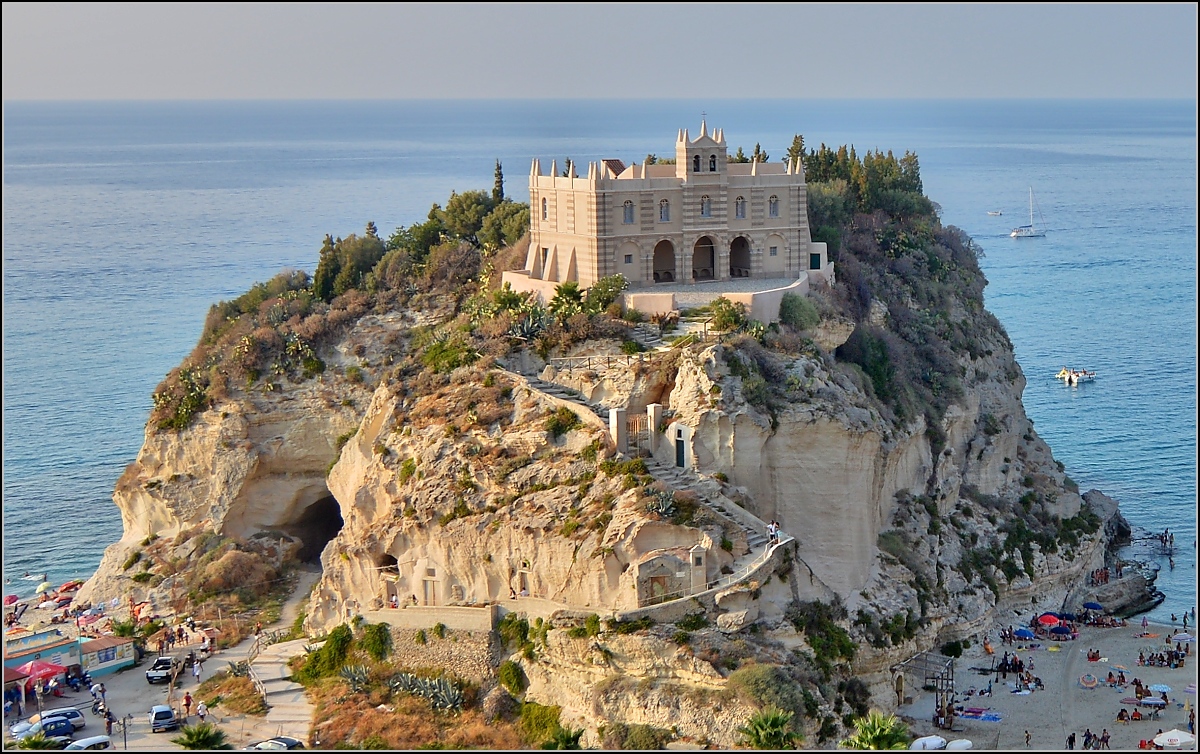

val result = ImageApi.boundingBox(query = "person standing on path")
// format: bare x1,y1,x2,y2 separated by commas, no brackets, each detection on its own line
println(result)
1099,729,1110,749
193,658,202,683
1025,730,1031,746
182,692,192,721
196,700,207,723
1067,732,1076,749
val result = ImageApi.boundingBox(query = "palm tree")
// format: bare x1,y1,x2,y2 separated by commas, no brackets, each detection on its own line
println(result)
839,710,911,750
15,732,63,749
172,721,234,750
738,706,800,749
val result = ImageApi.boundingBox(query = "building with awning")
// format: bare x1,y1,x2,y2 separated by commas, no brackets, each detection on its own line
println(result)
3,626,81,674
79,635,136,676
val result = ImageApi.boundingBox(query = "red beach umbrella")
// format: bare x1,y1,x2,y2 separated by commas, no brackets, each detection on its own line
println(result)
14,659,66,682
3,594,18,605
1037,614,1061,626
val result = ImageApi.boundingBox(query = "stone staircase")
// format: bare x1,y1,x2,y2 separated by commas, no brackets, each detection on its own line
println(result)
525,376,608,419
249,638,319,737
644,460,771,565
630,322,665,350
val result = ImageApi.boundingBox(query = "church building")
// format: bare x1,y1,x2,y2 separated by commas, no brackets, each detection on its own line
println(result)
504,121,830,297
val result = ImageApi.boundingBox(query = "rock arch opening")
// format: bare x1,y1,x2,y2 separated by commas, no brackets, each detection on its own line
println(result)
283,494,344,562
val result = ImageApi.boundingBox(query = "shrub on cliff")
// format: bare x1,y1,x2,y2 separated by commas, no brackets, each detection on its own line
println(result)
195,549,277,599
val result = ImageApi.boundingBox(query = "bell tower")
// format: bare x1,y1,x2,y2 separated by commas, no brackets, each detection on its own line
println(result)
675,119,727,183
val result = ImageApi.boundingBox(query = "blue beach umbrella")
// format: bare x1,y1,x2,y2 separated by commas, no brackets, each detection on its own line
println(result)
1083,602,1104,611
1014,628,1036,639
1060,613,1078,622
1149,684,1172,693
1050,626,1072,635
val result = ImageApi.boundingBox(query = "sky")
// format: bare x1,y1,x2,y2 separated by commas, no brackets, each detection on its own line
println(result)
2,3,1197,100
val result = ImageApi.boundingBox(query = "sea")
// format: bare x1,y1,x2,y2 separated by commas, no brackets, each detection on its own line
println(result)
3,100,1195,623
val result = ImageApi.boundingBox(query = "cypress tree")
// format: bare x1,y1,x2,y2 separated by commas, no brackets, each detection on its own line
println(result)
493,160,505,203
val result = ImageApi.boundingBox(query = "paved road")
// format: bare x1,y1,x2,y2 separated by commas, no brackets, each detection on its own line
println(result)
5,563,322,751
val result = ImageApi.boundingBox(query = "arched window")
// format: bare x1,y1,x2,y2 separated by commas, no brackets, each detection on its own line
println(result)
659,199,670,222
693,155,701,173
768,195,779,218
623,200,635,224
735,196,746,219
709,155,717,172
700,195,711,218
542,197,548,221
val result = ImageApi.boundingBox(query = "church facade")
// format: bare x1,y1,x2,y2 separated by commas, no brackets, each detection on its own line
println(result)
507,122,830,294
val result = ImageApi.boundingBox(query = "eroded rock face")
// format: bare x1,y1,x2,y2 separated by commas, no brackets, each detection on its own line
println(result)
76,314,402,608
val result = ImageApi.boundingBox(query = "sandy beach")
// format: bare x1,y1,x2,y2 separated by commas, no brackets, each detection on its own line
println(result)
901,621,1198,750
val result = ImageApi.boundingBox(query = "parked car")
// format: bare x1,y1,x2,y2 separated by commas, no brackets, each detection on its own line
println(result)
12,715,75,742
145,655,180,684
244,736,306,750
65,735,113,750
31,706,87,731
147,704,178,733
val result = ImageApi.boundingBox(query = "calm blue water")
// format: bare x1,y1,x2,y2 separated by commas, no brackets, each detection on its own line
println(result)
3,100,1195,621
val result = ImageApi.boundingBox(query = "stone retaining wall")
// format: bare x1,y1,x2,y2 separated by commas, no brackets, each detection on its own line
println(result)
385,625,500,686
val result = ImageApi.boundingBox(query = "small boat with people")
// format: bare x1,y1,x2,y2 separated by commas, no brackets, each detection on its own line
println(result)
1056,367,1096,386
987,210,1003,216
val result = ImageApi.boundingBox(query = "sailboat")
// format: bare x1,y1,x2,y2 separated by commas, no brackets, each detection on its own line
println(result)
1010,187,1046,238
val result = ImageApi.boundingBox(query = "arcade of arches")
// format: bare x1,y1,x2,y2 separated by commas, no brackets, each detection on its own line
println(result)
651,236,761,283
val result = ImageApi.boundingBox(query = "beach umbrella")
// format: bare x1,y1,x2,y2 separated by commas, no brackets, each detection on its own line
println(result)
1141,698,1167,707
1050,626,1072,635
1083,601,1104,611
1110,664,1129,672
1153,729,1196,748
1037,614,1061,626
910,735,947,750
1122,697,1142,705
14,659,66,682
1014,628,1036,639
1149,684,1172,693
1079,673,1099,689
1060,613,1079,622
3,594,18,605
1172,633,1194,642
34,581,52,594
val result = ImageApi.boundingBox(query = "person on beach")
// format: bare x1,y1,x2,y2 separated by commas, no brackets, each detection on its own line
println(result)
1025,730,1031,745
1067,732,1076,749
1099,729,1110,749
1083,729,1093,748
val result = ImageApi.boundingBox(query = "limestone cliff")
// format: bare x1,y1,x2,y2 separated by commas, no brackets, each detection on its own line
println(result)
78,214,1156,748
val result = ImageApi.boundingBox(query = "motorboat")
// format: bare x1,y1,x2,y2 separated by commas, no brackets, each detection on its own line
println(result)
987,210,1003,216
1055,368,1096,386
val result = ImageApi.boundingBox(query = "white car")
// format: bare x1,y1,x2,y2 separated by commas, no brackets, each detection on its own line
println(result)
30,706,87,731
65,735,113,750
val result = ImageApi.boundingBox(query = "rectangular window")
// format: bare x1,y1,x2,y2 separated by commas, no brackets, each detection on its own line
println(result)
769,246,778,257
624,254,633,264
541,248,549,267
623,202,635,224
810,252,822,270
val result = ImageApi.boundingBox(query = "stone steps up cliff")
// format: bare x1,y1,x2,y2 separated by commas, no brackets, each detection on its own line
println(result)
524,376,607,419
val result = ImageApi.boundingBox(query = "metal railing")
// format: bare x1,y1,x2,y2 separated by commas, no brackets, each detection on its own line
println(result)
547,353,653,372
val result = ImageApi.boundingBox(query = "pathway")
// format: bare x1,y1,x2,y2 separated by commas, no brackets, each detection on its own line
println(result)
216,563,322,747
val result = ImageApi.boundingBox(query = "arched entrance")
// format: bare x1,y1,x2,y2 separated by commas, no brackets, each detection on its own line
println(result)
692,237,715,281
282,495,344,562
653,240,676,283
730,236,751,278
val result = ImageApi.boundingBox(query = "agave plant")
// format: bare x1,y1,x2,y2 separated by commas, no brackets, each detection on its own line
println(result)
645,489,676,517
227,660,250,677
429,677,465,712
340,663,372,693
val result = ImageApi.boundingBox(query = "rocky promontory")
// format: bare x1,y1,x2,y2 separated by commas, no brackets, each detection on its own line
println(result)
78,200,1159,747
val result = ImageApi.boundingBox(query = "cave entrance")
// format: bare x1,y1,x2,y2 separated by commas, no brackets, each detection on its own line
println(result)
283,495,344,563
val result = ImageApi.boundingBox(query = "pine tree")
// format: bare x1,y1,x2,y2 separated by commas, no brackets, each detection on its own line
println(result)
729,146,751,163
786,134,805,166
493,160,505,203
752,143,769,163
